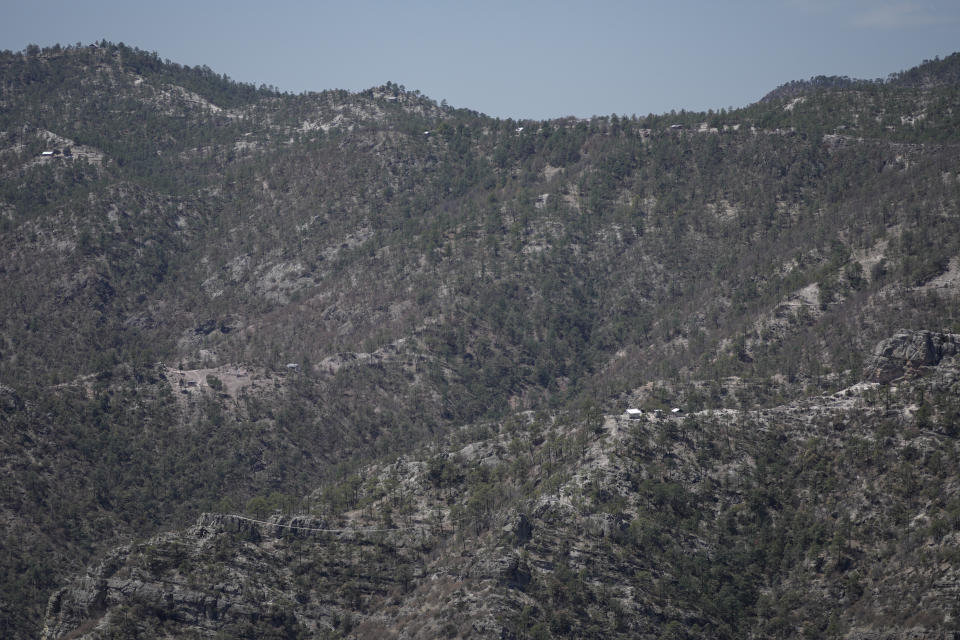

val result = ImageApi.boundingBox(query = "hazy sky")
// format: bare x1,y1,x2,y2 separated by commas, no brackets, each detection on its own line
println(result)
3,1,958,120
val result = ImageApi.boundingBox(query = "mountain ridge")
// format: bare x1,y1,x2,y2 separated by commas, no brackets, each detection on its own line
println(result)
760,51,960,102
1,43,959,638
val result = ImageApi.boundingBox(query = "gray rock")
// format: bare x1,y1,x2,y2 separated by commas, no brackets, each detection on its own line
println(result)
864,330,960,383
467,548,531,590
503,513,533,544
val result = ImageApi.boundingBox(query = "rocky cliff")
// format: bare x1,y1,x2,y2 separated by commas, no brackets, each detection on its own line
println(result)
864,330,960,383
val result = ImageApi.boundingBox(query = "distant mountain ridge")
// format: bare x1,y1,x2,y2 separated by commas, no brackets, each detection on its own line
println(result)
760,51,960,102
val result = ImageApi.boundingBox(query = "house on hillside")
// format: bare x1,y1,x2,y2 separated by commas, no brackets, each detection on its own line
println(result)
625,408,643,420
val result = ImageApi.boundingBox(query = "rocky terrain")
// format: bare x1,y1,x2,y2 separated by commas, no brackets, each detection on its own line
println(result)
40,330,960,639
1,43,960,638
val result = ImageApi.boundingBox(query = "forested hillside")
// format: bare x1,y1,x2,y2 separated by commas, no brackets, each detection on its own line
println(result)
1,43,959,638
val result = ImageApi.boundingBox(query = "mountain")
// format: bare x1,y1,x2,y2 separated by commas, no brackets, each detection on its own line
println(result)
1,42,959,638
41,331,960,639
760,52,960,104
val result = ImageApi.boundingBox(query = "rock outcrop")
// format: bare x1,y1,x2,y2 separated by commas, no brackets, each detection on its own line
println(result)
41,529,303,640
863,330,960,383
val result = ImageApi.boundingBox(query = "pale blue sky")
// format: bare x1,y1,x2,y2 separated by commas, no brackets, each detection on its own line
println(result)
2,1,958,119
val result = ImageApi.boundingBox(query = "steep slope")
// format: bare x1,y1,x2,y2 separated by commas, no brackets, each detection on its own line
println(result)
755,52,960,142
42,331,960,639
0,43,959,638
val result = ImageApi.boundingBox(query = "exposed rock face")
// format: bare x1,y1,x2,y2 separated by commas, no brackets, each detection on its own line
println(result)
41,516,290,640
502,512,533,546
465,548,531,589
864,330,960,383
41,512,427,639
41,534,248,640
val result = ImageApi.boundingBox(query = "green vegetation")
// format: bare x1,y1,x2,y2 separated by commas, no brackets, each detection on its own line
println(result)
1,42,960,638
